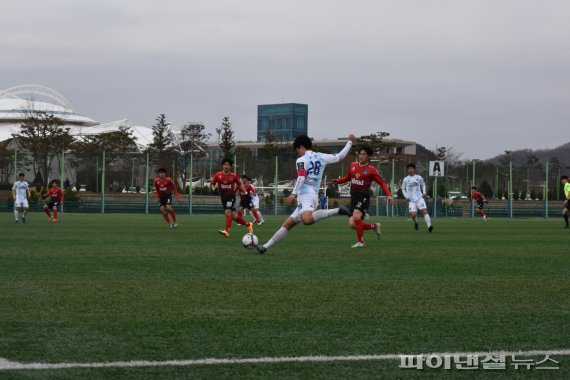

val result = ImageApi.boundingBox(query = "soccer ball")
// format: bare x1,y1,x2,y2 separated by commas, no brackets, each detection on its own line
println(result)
242,233,259,249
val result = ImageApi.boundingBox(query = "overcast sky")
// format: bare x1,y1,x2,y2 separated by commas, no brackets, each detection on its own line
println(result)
2,0,569,159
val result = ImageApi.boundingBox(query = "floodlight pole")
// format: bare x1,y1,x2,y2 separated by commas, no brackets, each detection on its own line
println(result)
188,153,193,215
433,177,438,218
391,158,395,217
274,156,278,216
495,167,499,200
543,161,548,218
96,156,99,193
144,151,150,215
509,160,513,218
13,148,17,183
60,150,65,213
101,151,106,214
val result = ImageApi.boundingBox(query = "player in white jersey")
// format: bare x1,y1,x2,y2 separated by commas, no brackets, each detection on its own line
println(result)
12,173,31,224
401,163,433,232
257,134,356,254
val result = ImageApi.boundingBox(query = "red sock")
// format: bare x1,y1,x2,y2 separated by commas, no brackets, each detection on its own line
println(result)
234,213,250,227
44,209,51,217
225,214,232,231
169,209,177,222
251,210,260,223
162,213,170,223
478,209,487,218
354,218,365,243
53,209,58,219
362,222,375,230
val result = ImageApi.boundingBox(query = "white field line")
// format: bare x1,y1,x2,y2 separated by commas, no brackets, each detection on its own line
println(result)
1,349,569,371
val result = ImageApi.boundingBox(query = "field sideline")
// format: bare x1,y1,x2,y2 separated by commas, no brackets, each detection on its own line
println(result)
0,213,569,379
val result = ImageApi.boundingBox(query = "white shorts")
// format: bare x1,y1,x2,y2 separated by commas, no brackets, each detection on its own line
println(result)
290,192,317,223
251,195,260,209
15,199,29,209
408,198,427,213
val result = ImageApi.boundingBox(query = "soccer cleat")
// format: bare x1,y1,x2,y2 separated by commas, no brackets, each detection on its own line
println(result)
48,217,53,221
257,245,267,254
483,216,489,221
338,205,351,217
372,223,381,239
52,218,58,222
352,242,366,248
15,219,19,224
169,223,174,229
218,229,229,237
173,222,178,228
564,225,569,229
257,220,265,226
414,222,419,231
428,225,433,233
247,223,254,234
22,217,26,224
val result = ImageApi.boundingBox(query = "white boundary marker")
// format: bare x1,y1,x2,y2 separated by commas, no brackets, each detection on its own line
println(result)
1,349,569,371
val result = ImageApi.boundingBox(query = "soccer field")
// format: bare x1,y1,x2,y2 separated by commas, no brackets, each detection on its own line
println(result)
1,213,569,379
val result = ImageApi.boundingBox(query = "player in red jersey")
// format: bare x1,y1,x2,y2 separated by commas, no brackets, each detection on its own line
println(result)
238,175,263,225
43,180,64,222
211,158,253,237
154,168,179,228
470,186,489,220
331,146,394,248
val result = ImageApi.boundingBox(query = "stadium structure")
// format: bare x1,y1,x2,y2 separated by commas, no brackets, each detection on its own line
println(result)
0,84,155,151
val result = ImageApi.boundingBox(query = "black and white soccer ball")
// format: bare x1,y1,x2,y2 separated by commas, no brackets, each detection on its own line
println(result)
242,233,259,249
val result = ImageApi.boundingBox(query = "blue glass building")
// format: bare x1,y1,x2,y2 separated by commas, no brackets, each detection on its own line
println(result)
257,103,308,142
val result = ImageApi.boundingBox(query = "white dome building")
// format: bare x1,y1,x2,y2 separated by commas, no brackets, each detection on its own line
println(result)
0,84,155,151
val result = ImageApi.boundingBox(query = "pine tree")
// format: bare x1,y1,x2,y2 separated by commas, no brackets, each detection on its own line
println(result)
219,116,235,159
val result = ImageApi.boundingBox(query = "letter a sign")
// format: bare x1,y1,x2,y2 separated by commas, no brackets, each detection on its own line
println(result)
429,161,445,177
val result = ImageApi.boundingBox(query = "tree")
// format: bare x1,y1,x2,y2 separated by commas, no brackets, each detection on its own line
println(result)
479,180,493,198
176,122,211,191
13,108,73,187
148,114,173,168
218,116,235,158
353,131,390,157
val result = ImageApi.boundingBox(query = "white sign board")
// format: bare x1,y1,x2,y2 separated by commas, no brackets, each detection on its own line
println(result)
429,161,445,177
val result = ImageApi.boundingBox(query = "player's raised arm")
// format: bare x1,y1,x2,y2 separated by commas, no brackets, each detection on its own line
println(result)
323,134,356,164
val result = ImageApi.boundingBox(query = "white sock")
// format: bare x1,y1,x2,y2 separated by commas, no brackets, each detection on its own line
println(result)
264,227,288,249
312,208,339,222
258,212,264,222
424,214,432,227
14,209,19,221
23,210,27,218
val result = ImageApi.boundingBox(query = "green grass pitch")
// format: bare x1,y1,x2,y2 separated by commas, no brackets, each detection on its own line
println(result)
0,213,569,379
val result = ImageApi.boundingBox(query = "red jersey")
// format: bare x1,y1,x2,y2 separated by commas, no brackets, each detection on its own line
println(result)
240,183,257,196
337,162,391,196
47,187,64,202
471,191,485,203
211,171,242,194
154,177,178,198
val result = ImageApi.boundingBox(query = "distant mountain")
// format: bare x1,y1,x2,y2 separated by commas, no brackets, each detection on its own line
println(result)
486,142,570,166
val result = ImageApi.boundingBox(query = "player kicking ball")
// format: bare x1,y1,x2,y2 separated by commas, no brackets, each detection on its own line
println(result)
154,168,179,228
470,186,489,221
257,134,355,254
211,158,254,237
331,146,394,248
561,175,569,229
402,163,433,233
43,180,64,222
239,175,264,225
12,173,31,224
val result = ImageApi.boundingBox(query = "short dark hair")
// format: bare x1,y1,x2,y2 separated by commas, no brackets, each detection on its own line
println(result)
407,163,416,170
221,158,233,166
359,146,374,157
241,174,251,181
562,175,569,181
157,168,166,174
472,186,477,190
293,135,312,151
52,179,59,185
18,173,25,177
